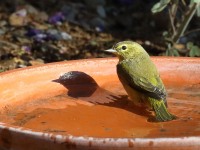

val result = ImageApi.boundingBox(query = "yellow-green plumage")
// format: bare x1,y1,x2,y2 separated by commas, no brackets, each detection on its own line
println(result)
106,41,176,122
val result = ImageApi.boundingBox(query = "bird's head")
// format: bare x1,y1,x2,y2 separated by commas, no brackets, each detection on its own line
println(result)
105,41,146,61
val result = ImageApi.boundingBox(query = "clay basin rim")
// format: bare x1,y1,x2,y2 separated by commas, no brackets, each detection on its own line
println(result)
0,57,200,150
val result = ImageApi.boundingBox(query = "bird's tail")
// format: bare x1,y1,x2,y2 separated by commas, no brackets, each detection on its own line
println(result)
149,98,177,122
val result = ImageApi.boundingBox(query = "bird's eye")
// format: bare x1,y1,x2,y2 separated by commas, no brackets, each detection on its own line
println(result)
121,45,127,50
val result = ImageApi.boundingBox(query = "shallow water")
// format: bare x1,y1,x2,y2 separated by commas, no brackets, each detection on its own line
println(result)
0,83,200,138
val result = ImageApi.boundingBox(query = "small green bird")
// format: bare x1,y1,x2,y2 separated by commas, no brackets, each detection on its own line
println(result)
105,41,176,122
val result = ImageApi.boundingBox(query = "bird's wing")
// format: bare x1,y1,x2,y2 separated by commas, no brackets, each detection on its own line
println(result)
117,62,166,100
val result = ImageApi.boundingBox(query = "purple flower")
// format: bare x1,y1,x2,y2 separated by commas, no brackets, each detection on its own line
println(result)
21,46,31,53
26,28,42,37
26,28,48,42
48,12,65,24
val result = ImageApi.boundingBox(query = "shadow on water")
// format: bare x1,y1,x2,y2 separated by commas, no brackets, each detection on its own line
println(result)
52,71,153,120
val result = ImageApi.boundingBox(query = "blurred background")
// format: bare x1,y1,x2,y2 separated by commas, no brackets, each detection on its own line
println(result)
0,0,199,72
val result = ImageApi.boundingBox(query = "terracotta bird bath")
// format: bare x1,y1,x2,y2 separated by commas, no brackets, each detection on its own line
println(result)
0,57,199,150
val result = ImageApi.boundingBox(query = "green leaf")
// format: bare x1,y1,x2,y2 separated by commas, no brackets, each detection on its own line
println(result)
173,49,180,56
189,48,196,57
151,0,171,13
190,0,200,16
162,31,169,37
151,3,164,13
191,0,200,3
186,42,194,49
195,50,200,56
166,46,180,56
187,42,200,57
193,45,200,56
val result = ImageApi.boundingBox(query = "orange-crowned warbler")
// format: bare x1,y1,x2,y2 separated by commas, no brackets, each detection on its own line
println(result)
105,41,176,122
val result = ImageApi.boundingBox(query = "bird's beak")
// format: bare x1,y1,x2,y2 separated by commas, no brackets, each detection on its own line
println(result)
52,79,60,83
104,49,117,55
